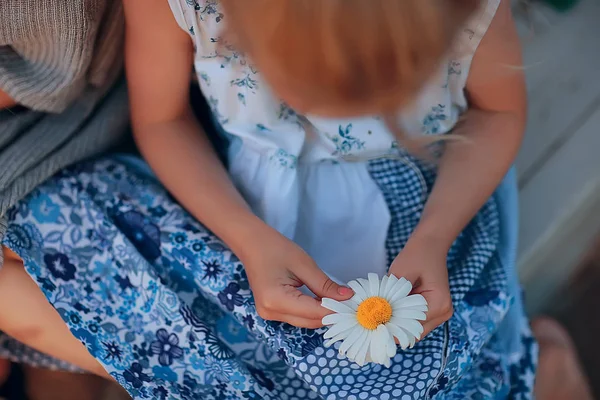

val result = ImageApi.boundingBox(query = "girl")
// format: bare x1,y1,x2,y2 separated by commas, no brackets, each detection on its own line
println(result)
120,0,535,398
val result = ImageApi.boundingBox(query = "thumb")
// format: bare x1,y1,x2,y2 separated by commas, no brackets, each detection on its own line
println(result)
294,262,353,301
416,283,453,338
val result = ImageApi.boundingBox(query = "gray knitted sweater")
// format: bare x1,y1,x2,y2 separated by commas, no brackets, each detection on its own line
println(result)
0,1,129,264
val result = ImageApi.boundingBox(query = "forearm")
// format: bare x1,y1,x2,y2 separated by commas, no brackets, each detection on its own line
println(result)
413,109,523,250
133,112,270,259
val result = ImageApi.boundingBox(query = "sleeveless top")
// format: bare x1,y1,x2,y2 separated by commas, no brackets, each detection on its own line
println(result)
167,0,500,283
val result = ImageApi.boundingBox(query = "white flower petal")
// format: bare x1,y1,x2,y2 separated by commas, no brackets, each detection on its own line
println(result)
338,326,364,356
322,313,355,326
390,317,424,339
354,331,373,366
372,325,391,365
381,274,398,299
385,329,397,358
324,323,361,348
321,298,355,314
402,304,429,313
392,309,427,321
389,279,413,304
324,328,355,344
392,294,427,310
382,356,392,368
391,276,408,292
342,298,360,312
386,322,410,350
368,330,381,365
324,319,358,339
357,278,371,296
368,273,380,297
324,327,355,348
324,275,431,367
347,329,369,360
380,275,389,298
348,280,368,302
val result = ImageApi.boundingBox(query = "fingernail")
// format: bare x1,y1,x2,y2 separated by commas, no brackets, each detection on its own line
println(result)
338,287,353,296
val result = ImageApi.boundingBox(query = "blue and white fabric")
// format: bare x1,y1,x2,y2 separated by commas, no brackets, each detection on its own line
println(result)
0,154,536,399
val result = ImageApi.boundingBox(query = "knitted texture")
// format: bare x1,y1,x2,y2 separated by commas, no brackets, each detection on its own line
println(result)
0,0,129,264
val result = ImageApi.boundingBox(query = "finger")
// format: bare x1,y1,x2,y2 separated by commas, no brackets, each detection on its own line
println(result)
265,288,334,320
293,263,353,301
279,315,324,329
288,292,334,320
419,294,453,338
258,310,325,329
420,288,452,315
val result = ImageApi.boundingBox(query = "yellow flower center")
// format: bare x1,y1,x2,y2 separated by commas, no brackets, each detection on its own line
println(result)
356,297,393,330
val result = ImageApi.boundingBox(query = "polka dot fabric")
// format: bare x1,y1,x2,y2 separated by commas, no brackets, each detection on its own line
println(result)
297,347,442,400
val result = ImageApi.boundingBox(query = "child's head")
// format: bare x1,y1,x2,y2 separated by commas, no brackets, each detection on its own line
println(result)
221,0,478,118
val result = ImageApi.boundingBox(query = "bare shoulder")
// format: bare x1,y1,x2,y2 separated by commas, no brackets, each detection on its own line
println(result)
466,0,526,114
123,0,187,41
475,0,520,60
124,0,194,125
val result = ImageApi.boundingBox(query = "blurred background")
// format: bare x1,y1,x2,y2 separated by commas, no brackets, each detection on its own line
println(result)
514,0,600,396
2,0,600,398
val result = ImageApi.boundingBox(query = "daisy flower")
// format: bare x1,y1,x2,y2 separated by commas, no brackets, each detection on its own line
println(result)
321,273,428,367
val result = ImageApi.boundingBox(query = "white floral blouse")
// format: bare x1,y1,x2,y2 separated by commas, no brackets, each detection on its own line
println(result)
168,0,500,283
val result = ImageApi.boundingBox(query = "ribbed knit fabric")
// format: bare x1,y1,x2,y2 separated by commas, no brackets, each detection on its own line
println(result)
0,1,124,112
0,0,129,265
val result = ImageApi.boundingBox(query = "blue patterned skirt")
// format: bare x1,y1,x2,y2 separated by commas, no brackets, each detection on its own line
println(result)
0,155,536,399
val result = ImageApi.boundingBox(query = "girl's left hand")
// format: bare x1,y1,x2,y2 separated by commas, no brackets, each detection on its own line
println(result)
388,234,453,340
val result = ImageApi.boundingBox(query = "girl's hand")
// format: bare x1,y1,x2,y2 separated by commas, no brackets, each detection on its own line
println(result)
241,229,354,329
388,233,453,339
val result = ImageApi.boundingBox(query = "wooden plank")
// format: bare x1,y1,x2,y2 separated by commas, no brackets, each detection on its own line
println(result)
514,0,600,184
518,105,600,314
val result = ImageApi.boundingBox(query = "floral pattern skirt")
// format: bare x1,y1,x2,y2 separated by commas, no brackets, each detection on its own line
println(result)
0,155,536,399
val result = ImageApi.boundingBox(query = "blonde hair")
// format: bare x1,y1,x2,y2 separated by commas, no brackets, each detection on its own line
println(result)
221,0,478,157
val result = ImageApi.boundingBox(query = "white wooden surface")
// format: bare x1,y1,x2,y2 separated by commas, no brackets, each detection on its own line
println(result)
514,0,600,313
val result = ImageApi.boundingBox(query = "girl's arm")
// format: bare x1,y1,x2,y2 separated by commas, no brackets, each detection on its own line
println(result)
123,0,351,328
390,0,525,335
123,1,263,260
413,0,526,249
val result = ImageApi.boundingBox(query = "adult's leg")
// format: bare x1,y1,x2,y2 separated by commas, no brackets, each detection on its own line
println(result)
533,318,593,400
0,247,109,379
23,367,130,400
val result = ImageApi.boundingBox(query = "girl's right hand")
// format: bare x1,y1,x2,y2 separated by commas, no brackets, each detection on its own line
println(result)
241,230,354,329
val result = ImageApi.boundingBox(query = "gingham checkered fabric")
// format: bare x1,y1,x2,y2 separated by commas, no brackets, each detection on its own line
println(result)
367,155,502,302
